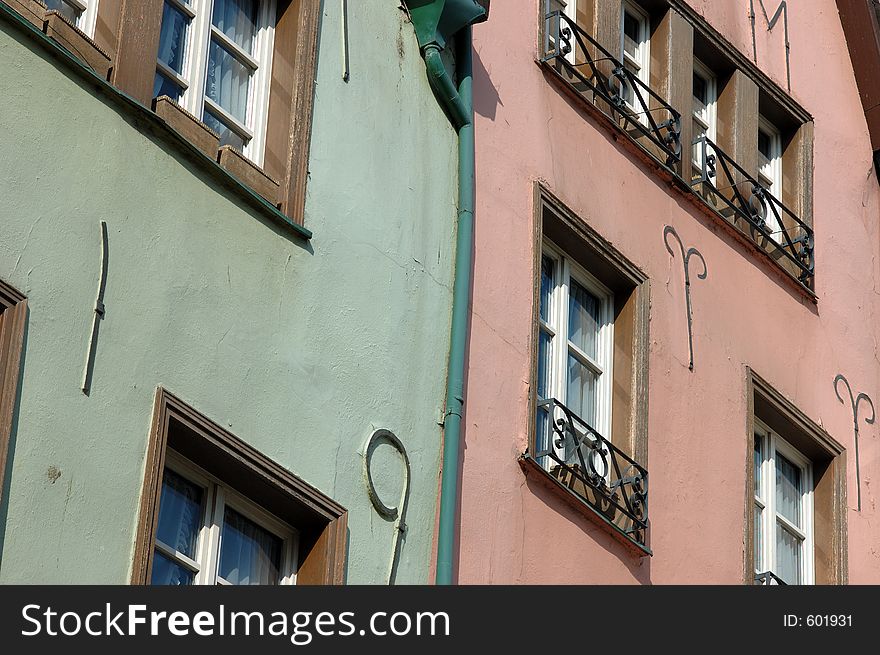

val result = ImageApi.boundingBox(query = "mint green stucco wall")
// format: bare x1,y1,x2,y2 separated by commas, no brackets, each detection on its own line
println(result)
0,2,456,584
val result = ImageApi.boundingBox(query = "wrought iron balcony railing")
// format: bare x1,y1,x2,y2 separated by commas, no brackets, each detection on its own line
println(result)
535,397,648,548
755,571,788,585
692,136,814,287
541,9,682,168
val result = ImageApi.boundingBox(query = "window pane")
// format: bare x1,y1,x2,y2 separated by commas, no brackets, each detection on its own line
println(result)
156,468,203,558
154,72,185,103
754,505,763,572
568,280,600,360
776,524,802,584
212,0,258,53
758,130,771,159
43,0,82,24
567,354,597,426
206,40,251,124
693,71,707,105
157,1,190,74
775,453,802,526
219,507,283,585
623,11,640,58
203,108,248,151
151,551,195,585
540,255,554,323
535,406,551,464
537,329,551,400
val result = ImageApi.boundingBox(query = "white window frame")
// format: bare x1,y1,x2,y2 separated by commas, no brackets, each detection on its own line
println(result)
539,240,614,451
757,115,784,241
620,0,650,121
754,420,814,585
691,58,717,171
154,451,298,586
155,0,276,166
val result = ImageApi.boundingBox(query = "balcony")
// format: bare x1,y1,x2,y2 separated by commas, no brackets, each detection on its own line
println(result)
531,397,649,551
540,9,815,291
541,9,682,168
755,571,787,585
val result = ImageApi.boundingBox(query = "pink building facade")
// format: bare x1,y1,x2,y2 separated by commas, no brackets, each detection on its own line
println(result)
458,0,880,584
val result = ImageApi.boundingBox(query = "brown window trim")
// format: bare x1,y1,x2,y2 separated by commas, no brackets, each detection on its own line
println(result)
2,0,112,78
745,369,847,585
110,0,321,224
0,279,27,510
536,1,816,299
519,182,651,557
0,5,311,240
131,388,347,585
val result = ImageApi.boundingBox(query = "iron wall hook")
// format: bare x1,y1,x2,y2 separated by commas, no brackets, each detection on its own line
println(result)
664,225,707,370
834,374,875,511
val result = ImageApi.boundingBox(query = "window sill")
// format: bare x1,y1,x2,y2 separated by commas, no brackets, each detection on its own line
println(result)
537,58,817,304
0,2,310,240
518,453,652,557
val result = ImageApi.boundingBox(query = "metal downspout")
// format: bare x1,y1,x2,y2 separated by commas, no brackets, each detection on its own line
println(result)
435,26,474,586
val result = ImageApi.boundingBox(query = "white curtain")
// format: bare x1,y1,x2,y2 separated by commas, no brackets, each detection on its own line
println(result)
151,469,203,585
212,0,258,53
219,507,281,585
205,41,251,124
157,1,190,74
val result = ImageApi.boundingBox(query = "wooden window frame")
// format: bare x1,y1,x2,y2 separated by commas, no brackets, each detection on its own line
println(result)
44,0,99,36
745,369,847,585
0,280,27,511
109,0,321,223
131,388,347,585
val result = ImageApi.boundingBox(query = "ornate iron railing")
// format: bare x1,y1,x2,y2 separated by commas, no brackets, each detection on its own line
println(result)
755,571,788,585
541,9,681,167
692,135,814,287
535,397,648,547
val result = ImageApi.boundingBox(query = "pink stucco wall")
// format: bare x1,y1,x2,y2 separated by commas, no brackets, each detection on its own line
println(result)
460,0,880,583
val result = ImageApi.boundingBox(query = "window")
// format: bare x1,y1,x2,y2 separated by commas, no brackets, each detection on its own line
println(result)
753,420,814,585
153,0,276,165
757,115,783,241
537,239,614,467
0,280,27,511
43,0,99,36
133,390,347,585
691,58,716,174
620,0,649,115
152,453,297,585
747,371,847,585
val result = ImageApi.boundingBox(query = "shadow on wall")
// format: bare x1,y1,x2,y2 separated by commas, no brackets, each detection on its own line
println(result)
473,46,502,121
524,475,652,584
0,319,28,573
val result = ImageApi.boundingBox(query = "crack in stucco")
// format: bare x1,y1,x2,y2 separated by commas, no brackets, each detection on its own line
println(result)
12,216,41,276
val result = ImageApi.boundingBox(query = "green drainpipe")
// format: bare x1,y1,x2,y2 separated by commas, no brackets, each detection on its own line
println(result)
405,0,486,586
436,26,474,585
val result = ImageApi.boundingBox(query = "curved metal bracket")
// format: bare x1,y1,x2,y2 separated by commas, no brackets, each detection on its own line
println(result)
834,374,875,511
664,225,707,371
82,220,108,395
363,429,411,584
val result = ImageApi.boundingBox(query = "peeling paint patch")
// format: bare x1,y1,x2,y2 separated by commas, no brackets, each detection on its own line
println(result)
47,466,61,484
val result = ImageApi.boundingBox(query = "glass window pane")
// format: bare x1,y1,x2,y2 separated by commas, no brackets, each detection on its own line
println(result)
776,524,802,584
212,0,258,53
540,255,554,323
623,11,640,58
157,1,190,74
206,40,251,124
44,0,82,24
693,71,707,104
151,551,195,585
155,468,204,558
537,329,551,400
567,354,597,426
219,507,283,585
535,406,551,463
154,72,185,103
203,108,248,151
568,279,600,360
775,452,802,526
754,505,763,572
758,130,771,159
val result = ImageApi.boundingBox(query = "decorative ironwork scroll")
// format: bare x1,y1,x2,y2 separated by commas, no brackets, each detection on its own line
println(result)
663,225,707,371
364,429,411,585
834,374,875,512
535,398,648,548
749,0,791,91
692,136,813,288
541,8,681,167
755,570,787,585
82,220,108,395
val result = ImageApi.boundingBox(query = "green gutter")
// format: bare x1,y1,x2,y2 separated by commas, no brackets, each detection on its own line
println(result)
436,27,475,587
424,44,470,130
